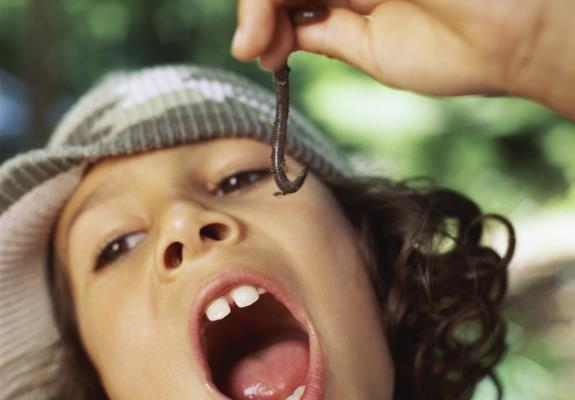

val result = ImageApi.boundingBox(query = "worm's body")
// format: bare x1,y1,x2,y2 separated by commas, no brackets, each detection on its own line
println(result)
271,64,308,196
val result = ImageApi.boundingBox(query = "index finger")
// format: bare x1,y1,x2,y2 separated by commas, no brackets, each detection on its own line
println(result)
232,0,279,61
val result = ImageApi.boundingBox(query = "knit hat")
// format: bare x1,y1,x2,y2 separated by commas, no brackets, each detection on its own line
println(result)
0,64,351,398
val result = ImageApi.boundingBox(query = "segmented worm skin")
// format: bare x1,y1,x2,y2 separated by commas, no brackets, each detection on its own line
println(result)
271,4,328,196
271,64,308,196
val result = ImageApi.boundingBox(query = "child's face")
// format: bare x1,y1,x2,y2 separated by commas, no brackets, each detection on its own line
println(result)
54,138,394,399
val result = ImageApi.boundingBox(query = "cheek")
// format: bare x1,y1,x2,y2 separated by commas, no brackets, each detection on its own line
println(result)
263,181,380,326
267,183,393,391
78,288,148,362
279,183,367,287
293,197,381,326
76,282,162,389
77,289,171,397
74,278,207,398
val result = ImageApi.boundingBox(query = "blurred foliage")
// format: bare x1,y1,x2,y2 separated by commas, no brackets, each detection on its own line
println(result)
289,54,575,215
1,0,574,398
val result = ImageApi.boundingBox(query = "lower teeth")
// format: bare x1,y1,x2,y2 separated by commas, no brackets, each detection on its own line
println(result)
286,385,305,400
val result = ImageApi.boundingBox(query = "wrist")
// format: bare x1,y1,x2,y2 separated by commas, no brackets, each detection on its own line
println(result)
503,0,575,120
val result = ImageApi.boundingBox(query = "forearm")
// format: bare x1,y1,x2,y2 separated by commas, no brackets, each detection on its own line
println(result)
506,0,575,120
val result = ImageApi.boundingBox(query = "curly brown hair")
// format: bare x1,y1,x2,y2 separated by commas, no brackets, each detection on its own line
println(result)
327,176,514,400
9,174,513,400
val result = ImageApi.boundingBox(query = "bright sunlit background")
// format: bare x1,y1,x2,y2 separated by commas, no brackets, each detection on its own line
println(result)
1,1,574,398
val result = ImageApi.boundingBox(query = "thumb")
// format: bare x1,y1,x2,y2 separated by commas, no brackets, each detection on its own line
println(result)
293,7,380,78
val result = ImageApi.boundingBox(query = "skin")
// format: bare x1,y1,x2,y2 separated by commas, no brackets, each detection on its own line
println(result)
232,0,575,120
54,138,394,399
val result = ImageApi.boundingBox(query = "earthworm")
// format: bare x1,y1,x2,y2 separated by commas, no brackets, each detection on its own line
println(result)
271,64,307,196
271,3,328,196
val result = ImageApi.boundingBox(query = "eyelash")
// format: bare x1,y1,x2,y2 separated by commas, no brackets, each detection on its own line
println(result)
94,231,145,271
93,169,270,271
213,168,271,196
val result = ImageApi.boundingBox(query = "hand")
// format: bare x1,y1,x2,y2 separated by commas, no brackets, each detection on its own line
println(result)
231,0,575,119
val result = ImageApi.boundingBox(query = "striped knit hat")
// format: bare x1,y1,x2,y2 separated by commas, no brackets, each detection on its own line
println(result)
0,64,351,398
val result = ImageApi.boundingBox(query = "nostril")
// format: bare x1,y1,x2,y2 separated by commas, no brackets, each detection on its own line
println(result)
200,223,228,241
164,242,184,269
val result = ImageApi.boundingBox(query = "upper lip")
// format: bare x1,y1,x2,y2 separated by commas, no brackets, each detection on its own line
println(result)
187,266,325,400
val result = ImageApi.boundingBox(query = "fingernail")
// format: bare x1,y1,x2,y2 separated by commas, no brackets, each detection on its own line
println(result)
258,57,273,72
231,27,244,53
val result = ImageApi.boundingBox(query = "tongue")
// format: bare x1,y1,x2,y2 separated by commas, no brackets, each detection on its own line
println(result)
225,338,308,400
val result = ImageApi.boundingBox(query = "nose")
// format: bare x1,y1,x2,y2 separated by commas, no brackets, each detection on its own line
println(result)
154,201,242,279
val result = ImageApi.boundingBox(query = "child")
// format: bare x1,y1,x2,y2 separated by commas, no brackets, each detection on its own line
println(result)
5,0,575,394
0,64,512,400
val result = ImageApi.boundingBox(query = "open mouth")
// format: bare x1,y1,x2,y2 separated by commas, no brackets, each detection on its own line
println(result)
190,270,324,400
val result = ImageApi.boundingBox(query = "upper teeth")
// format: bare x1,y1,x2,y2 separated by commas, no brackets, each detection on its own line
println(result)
286,385,305,400
231,285,259,308
205,285,266,321
205,298,231,321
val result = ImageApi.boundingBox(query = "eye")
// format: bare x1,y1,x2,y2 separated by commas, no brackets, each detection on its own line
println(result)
214,168,271,196
94,232,146,271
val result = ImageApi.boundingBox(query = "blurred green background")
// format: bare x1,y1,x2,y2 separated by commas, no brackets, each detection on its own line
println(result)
1,0,574,398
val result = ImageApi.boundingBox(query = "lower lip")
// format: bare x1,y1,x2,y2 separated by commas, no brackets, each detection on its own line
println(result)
188,267,326,400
